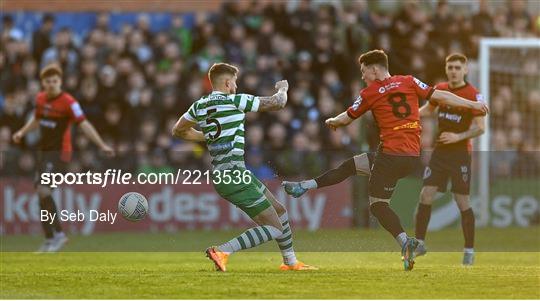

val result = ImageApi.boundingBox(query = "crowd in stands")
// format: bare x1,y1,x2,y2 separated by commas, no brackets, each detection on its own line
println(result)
1,0,538,179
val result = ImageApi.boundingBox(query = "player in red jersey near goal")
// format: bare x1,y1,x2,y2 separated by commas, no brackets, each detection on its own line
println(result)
282,50,488,270
414,53,487,266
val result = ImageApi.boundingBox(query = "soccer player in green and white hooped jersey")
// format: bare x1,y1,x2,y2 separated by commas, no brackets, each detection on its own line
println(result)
172,63,316,271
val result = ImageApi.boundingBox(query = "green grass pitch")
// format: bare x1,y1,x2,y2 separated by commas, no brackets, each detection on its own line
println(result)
1,227,539,299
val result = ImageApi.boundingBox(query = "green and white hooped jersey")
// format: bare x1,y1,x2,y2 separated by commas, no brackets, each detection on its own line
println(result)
183,91,260,171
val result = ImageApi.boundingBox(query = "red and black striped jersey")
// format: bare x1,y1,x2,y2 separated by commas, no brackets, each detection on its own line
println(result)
34,91,86,161
347,75,434,156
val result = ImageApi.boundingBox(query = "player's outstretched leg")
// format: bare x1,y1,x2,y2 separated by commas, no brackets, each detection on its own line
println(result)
282,154,368,198
264,190,317,270
414,186,438,257
455,193,475,265
370,199,418,271
207,224,282,272
207,206,283,272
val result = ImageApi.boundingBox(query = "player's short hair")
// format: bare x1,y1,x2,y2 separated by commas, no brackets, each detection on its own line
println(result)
40,63,63,79
446,53,468,64
208,63,239,85
358,49,389,70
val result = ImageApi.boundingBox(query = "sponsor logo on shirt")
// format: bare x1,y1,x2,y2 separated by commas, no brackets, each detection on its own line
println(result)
392,121,419,130
39,119,57,128
438,112,463,123
208,142,233,153
378,82,401,94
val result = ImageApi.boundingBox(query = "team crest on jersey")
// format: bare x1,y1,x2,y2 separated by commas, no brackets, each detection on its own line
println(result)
43,104,52,116
413,77,429,90
352,95,362,110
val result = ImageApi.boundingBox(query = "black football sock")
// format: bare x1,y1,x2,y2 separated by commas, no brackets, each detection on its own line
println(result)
41,195,63,234
39,196,55,239
370,202,405,238
415,203,432,241
314,157,356,188
461,208,475,249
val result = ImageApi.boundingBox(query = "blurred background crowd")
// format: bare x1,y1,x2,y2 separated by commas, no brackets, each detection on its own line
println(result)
1,0,539,179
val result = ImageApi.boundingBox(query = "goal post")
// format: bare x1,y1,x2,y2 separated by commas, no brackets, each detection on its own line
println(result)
477,38,540,227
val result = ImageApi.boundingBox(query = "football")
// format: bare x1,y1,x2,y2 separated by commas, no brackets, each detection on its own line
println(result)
118,192,148,222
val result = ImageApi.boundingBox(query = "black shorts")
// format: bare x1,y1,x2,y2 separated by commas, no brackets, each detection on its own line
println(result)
368,152,420,199
34,152,66,187
423,148,471,195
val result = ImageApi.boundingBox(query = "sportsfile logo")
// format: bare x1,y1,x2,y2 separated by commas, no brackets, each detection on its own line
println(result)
40,169,254,188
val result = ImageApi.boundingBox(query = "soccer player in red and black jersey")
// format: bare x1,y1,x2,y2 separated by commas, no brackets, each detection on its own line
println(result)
282,50,488,270
414,53,486,265
12,64,114,252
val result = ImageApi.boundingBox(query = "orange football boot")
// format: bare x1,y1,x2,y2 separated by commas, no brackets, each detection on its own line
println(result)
205,246,229,272
279,261,318,271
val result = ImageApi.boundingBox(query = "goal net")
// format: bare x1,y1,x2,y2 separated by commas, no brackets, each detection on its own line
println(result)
475,38,540,228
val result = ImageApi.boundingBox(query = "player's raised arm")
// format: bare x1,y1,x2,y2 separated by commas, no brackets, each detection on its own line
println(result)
430,90,489,114
325,112,354,131
325,93,368,131
172,115,205,142
257,80,288,112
